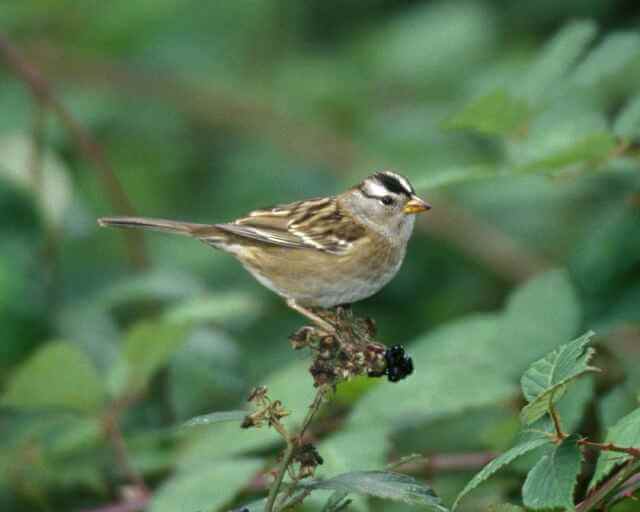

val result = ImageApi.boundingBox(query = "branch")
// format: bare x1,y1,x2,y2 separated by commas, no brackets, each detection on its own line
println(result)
102,394,148,495
549,402,566,442
0,34,148,269
266,388,327,512
579,439,640,459
576,461,640,512
391,451,498,474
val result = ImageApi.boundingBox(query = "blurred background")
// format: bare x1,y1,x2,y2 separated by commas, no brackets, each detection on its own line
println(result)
1,1,640,511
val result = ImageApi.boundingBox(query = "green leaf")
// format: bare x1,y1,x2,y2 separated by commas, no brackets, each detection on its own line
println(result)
168,328,243,421
164,291,263,327
2,342,105,413
318,426,388,478
178,359,316,466
99,270,204,310
232,498,267,512
412,165,500,191
304,471,448,511
572,32,640,86
521,20,597,102
452,434,549,510
516,132,616,173
497,269,582,378
489,506,525,512
323,491,350,512
181,410,247,429
347,314,515,430
614,94,640,140
522,435,582,510
108,320,189,396
0,133,73,228
445,89,530,136
150,458,263,512
520,331,598,425
590,407,640,490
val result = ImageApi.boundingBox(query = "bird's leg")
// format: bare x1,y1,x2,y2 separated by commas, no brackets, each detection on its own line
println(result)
286,299,336,334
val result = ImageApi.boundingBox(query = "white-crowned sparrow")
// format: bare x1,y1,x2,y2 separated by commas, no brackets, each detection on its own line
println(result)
98,171,430,331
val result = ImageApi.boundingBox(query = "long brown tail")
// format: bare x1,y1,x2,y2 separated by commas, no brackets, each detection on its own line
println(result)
97,216,208,236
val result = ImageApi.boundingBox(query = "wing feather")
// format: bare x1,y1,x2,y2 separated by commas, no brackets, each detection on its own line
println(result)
196,198,365,254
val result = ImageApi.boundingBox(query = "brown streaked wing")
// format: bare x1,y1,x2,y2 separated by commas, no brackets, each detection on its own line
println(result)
197,198,365,254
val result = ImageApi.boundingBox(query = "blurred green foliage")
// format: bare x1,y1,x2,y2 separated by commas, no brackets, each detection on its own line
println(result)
1,1,640,511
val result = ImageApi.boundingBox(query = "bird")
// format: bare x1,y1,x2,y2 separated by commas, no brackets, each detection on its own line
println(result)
98,171,431,333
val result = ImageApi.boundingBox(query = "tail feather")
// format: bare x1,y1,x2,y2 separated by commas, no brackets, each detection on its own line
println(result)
97,216,207,236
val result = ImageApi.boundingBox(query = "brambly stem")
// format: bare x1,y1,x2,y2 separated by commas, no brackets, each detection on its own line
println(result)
578,439,640,459
576,461,640,511
265,387,327,512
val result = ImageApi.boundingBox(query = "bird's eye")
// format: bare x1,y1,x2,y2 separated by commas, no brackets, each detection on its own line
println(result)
380,196,394,206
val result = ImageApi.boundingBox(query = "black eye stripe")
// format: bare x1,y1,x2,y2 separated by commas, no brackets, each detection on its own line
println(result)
374,172,413,196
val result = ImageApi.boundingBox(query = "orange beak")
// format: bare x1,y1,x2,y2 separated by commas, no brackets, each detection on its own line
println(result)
403,196,432,214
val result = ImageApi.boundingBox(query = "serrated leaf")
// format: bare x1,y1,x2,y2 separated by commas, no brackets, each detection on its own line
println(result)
522,435,582,510
348,315,515,431
445,90,530,136
521,20,597,102
452,434,549,510
108,320,189,396
589,407,640,490
497,269,582,378
520,331,598,425
181,410,247,429
614,94,640,140
2,342,105,413
150,458,263,512
303,471,448,511
572,32,640,86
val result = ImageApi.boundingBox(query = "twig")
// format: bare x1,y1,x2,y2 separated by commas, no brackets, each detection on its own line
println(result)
579,439,640,459
0,33,148,269
549,402,566,442
396,451,498,474
265,441,296,512
607,472,640,507
265,387,327,512
576,461,640,512
102,394,148,494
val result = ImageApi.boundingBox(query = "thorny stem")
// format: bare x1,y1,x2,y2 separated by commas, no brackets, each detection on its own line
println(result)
578,439,640,459
576,461,640,512
608,472,640,507
265,387,327,512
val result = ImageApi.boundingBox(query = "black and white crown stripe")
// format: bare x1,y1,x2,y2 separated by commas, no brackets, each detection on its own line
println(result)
360,171,415,199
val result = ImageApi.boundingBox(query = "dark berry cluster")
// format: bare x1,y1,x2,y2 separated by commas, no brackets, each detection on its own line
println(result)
384,345,414,382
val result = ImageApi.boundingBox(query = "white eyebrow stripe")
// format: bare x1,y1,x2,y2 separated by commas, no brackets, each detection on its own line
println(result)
362,180,391,197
